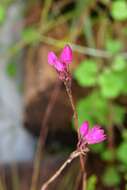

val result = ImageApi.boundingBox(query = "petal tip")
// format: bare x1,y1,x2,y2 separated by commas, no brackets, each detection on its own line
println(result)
48,51,57,66
79,121,89,137
60,44,73,64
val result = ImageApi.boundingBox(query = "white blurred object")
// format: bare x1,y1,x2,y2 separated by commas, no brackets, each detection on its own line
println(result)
0,2,36,162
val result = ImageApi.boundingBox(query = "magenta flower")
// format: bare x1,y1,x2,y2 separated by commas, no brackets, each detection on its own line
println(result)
48,45,72,80
79,121,106,144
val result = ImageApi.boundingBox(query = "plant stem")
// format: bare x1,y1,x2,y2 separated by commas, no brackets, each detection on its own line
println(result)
64,81,85,176
41,150,82,190
64,81,79,134
30,81,61,190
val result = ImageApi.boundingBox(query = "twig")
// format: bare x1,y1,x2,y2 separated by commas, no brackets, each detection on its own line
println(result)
30,81,61,190
64,81,79,133
40,78,88,190
1,35,127,60
39,0,53,32
64,79,86,190
64,81,85,173
41,150,83,190
40,36,112,58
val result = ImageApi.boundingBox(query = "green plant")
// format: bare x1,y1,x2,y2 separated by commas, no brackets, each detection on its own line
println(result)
74,53,127,186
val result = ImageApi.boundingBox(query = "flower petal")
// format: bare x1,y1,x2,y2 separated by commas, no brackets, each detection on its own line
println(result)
48,52,65,72
85,126,106,144
48,52,58,66
79,121,89,137
54,60,65,72
60,45,72,64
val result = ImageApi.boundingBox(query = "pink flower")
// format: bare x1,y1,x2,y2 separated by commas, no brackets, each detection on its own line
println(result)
60,45,73,64
79,121,106,144
48,45,72,72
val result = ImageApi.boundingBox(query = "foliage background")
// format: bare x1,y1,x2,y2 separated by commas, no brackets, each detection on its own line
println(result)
0,0,127,190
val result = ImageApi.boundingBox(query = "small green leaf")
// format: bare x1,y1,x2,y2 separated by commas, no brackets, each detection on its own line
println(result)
111,1,127,21
77,91,125,127
6,63,17,78
87,175,97,190
74,59,98,87
102,167,121,186
92,97,109,126
76,92,109,126
99,69,124,98
76,97,95,127
117,141,127,166
22,27,40,43
0,5,6,24
106,39,123,54
112,56,126,71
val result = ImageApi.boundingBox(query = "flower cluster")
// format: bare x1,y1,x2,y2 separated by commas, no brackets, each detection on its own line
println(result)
48,45,72,81
79,121,106,144
48,45,106,146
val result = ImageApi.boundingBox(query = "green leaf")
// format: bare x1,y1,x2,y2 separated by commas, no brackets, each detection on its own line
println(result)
112,56,126,71
76,92,109,126
92,97,109,126
22,27,40,43
74,59,98,87
76,97,95,127
77,91,125,127
99,69,124,98
102,167,121,186
87,175,97,190
101,149,114,161
117,141,127,166
6,63,17,78
111,1,127,21
0,5,6,24
106,39,123,54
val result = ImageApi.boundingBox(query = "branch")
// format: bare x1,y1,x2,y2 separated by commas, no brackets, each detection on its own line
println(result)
30,81,61,190
41,150,82,190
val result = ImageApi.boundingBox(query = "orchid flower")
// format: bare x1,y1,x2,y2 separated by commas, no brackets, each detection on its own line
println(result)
79,121,106,144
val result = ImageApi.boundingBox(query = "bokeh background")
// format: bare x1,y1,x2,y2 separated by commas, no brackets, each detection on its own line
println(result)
0,0,127,189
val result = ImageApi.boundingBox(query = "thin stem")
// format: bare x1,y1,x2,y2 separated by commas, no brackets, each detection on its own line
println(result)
2,35,127,61
39,0,53,32
30,81,61,190
64,81,79,133
40,78,89,190
64,81,85,173
83,173,87,190
41,11,74,35
40,36,112,58
41,150,82,190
